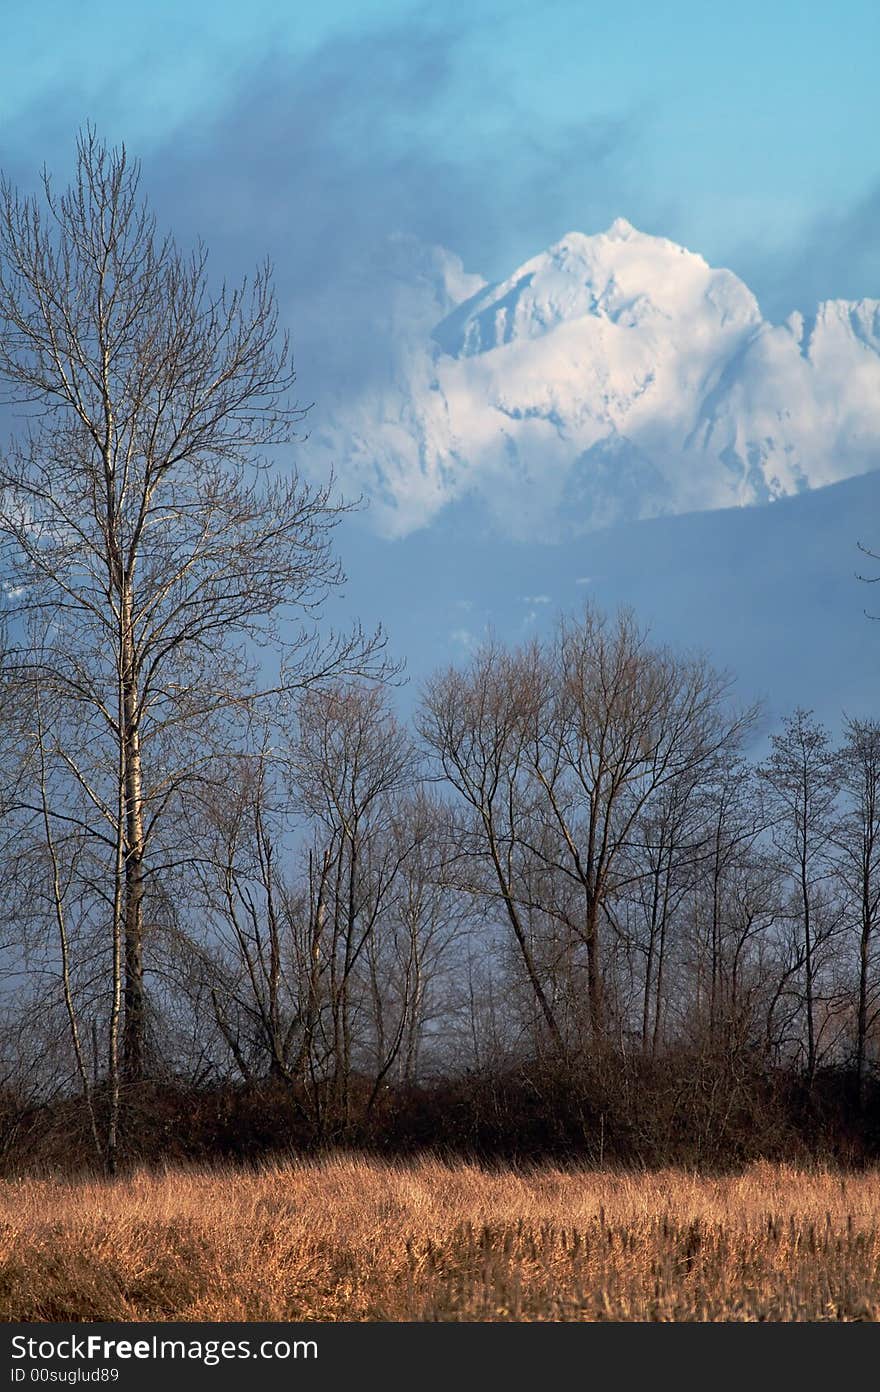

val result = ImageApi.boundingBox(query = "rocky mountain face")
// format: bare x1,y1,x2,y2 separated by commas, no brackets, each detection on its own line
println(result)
308,220,880,538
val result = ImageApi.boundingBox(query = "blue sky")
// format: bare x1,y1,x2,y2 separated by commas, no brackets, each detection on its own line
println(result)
4,0,879,317
3,1,879,720
4,2,879,499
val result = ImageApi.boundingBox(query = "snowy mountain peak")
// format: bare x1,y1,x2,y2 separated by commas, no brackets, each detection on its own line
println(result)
606,215,636,240
434,220,761,360
553,218,640,252
309,226,880,540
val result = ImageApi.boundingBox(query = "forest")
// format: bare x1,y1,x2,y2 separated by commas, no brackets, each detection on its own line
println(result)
1,132,878,1179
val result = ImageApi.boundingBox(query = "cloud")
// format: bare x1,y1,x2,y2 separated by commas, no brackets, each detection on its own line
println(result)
734,181,880,320
5,5,876,410
0,11,659,510
136,13,644,413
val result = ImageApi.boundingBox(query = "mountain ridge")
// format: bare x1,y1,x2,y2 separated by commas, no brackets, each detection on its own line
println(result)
307,221,880,538
336,466,880,736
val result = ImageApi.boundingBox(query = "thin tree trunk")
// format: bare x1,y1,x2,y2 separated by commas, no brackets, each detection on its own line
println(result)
484,815,565,1053
585,895,603,1039
652,858,674,1060
801,850,816,1085
107,708,126,1176
37,713,103,1163
642,864,661,1051
857,881,871,1112
121,587,146,1082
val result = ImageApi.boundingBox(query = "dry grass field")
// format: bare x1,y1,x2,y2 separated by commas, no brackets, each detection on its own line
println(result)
2,1156,880,1321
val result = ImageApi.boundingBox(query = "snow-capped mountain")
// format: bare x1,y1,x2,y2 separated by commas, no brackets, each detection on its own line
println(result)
308,219,880,538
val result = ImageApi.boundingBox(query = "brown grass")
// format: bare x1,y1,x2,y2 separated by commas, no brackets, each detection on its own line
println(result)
2,1156,880,1321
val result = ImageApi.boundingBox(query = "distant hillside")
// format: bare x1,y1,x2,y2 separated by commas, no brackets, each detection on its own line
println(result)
337,468,880,733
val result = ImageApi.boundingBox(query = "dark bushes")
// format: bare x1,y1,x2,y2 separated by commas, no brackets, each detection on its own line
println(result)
3,1051,878,1176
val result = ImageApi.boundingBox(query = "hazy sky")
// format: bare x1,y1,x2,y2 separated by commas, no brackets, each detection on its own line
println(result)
5,2,879,528
4,2,879,323
2,1,878,717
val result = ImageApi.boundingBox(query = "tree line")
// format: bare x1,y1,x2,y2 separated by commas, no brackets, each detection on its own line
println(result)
0,134,877,1172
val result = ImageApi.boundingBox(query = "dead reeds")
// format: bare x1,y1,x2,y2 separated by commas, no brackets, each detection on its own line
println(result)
2,1156,879,1321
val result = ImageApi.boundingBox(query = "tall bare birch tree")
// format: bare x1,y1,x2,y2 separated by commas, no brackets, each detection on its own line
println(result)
0,129,381,1120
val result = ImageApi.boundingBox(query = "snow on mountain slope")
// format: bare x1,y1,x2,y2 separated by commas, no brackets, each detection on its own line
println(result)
307,221,880,538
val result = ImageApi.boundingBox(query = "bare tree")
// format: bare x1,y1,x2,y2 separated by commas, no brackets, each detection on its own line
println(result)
361,788,466,1087
421,608,755,1057
623,766,709,1056
181,746,308,1089
835,717,880,1107
419,641,567,1055
758,709,841,1084
0,129,383,1123
291,682,422,1132
524,610,754,1039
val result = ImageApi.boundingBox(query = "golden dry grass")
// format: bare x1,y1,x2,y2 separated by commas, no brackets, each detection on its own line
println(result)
2,1156,880,1321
